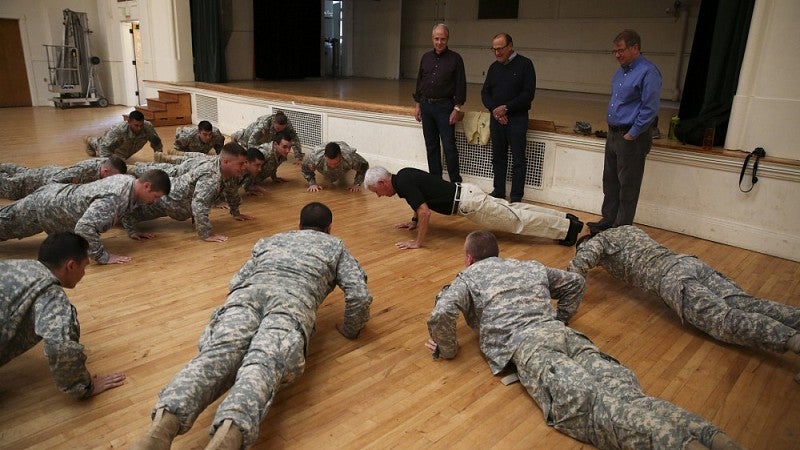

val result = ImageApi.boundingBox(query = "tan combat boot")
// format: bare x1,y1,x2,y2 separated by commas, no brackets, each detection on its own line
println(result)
710,432,745,450
205,419,243,450
84,136,97,157
130,408,180,450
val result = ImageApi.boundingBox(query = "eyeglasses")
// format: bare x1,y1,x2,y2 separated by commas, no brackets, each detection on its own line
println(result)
491,44,509,53
612,47,630,56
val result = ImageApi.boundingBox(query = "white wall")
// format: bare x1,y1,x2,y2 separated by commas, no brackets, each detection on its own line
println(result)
351,0,402,79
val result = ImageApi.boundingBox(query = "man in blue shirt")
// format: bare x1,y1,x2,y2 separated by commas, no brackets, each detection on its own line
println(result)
481,33,536,203
589,30,662,234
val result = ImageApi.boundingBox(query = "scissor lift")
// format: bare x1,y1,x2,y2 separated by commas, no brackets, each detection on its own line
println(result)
44,9,108,108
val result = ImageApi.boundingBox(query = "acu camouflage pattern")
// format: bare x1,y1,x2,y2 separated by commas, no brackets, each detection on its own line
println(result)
569,225,800,353
0,175,137,264
429,256,723,449
231,114,304,160
173,125,225,154
0,260,93,399
153,229,372,446
122,156,236,238
0,159,106,200
87,120,163,158
241,143,285,191
301,141,369,187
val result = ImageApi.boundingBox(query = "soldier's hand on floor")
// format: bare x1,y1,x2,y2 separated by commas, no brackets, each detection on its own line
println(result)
234,213,255,221
394,221,417,230
106,254,133,264
395,240,421,250
425,339,440,360
91,372,126,396
307,184,322,192
216,202,231,210
204,234,229,242
348,184,361,193
129,232,156,241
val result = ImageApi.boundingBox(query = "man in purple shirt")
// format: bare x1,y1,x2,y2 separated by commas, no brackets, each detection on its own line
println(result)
413,23,466,183
589,30,662,234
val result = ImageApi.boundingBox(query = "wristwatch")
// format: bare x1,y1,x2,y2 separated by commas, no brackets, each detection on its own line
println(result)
453,105,462,112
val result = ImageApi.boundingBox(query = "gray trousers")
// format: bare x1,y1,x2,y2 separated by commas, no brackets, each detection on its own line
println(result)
513,321,721,449
600,128,651,226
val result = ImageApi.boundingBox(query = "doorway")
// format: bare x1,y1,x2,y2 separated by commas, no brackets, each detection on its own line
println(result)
120,21,144,106
0,18,32,107
323,1,344,77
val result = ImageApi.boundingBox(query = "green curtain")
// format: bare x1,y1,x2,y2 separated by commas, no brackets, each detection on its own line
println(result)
675,0,754,146
190,0,227,82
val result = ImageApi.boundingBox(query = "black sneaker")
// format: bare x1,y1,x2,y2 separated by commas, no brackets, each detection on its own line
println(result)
489,190,505,199
559,218,584,246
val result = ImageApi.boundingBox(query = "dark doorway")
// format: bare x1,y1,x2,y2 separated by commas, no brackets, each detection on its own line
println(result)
253,2,322,79
0,18,32,107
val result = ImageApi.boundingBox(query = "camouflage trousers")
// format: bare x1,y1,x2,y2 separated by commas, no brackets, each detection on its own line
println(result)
154,290,306,446
456,183,569,240
0,199,43,240
661,257,800,353
0,175,41,200
512,321,721,449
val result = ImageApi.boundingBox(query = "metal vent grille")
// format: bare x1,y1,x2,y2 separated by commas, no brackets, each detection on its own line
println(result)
274,108,322,148
195,94,218,123
454,132,544,189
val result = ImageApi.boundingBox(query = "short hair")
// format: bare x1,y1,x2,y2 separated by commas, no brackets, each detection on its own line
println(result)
493,33,512,46
300,202,333,232
247,147,266,162
104,155,128,174
614,29,641,49
273,111,288,126
324,142,342,159
272,131,292,144
138,169,171,195
128,110,145,122
38,231,89,270
432,23,449,37
220,141,247,158
198,120,213,132
363,166,392,189
465,230,499,261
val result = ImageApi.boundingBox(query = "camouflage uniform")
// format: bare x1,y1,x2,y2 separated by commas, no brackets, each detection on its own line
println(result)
301,142,369,187
86,120,163,159
231,114,304,160
0,159,107,200
241,143,285,191
170,125,225,155
0,175,138,264
568,225,800,353
152,229,372,446
428,257,723,449
122,156,240,239
0,260,93,399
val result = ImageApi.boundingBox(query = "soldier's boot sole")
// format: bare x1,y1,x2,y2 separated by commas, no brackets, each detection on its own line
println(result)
205,419,243,450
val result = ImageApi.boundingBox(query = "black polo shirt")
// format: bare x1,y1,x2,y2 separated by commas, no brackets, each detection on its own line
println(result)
392,167,457,215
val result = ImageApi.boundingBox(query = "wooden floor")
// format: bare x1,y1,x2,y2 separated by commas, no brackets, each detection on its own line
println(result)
0,105,799,450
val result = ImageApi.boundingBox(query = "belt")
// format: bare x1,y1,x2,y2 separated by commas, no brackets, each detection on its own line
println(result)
608,124,632,133
420,97,449,104
451,183,462,215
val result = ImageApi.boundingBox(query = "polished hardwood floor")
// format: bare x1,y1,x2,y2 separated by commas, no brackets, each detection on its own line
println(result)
0,105,798,449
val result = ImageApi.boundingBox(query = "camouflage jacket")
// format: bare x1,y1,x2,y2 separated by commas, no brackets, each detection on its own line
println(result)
228,229,372,348
0,260,92,399
173,126,225,154
301,142,369,186
428,257,585,374
0,159,106,200
232,114,303,160
97,120,163,158
567,225,690,294
13,175,137,263
242,143,284,190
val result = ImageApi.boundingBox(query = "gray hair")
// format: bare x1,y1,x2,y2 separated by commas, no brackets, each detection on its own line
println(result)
363,166,392,188
432,23,449,37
